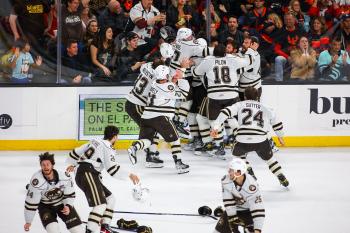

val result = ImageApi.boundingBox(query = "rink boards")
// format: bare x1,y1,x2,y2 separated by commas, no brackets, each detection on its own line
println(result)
0,84,349,150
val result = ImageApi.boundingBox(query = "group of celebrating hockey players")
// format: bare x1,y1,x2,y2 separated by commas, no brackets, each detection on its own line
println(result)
24,26,290,233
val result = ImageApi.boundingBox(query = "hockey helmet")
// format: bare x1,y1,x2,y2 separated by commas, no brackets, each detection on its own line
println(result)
228,158,247,176
198,205,212,216
176,28,193,41
195,38,208,47
132,184,150,203
154,65,170,80
160,26,176,43
160,43,175,59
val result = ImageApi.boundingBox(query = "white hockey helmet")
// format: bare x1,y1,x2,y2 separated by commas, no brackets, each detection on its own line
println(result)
176,27,193,41
132,184,150,203
195,38,207,47
228,158,247,176
160,43,175,59
154,65,170,80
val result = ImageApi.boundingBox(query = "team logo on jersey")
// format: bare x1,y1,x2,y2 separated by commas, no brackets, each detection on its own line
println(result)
45,188,63,200
249,185,256,191
31,178,39,186
168,85,174,91
42,213,50,221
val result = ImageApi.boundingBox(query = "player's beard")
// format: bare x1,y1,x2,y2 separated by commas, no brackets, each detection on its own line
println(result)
42,169,53,177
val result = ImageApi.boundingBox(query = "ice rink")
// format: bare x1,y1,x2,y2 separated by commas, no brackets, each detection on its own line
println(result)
0,147,349,233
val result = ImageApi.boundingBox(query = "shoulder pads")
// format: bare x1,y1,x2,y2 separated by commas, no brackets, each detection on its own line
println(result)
30,170,46,188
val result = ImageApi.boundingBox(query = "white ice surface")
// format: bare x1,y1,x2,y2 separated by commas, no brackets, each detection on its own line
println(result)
0,147,350,233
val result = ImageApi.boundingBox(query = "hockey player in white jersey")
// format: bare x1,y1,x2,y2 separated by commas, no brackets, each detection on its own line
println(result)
211,87,289,187
66,126,140,233
126,43,175,168
24,152,84,233
193,44,252,157
127,65,191,174
214,158,265,233
171,28,211,137
182,38,208,151
238,36,262,101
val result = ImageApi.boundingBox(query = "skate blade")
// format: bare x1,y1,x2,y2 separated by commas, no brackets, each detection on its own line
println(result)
145,162,164,168
127,149,137,165
215,155,226,160
177,169,190,174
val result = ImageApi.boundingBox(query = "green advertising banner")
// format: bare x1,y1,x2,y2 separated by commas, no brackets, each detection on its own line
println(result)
79,95,139,139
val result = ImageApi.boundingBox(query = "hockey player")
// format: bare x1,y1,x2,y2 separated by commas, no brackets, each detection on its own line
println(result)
193,44,252,157
182,38,208,151
211,87,289,187
127,65,191,174
214,158,265,233
66,126,140,233
238,36,262,101
24,152,84,233
125,43,175,168
171,28,211,137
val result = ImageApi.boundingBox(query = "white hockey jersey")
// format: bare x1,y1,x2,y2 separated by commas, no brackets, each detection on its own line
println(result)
126,62,155,106
67,139,123,178
192,54,252,100
221,174,265,231
142,79,190,119
24,170,75,224
212,100,284,143
170,39,209,75
130,2,160,45
239,48,261,92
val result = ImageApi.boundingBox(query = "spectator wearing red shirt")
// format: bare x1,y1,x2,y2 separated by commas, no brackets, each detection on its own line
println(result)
274,12,306,81
308,0,342,29
242,0,273,35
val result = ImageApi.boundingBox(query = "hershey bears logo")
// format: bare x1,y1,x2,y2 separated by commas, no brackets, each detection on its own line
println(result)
44,188,63,200
249,185,256,191
168,85,174,91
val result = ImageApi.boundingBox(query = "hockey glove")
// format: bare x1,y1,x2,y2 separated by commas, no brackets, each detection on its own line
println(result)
117,218,139,230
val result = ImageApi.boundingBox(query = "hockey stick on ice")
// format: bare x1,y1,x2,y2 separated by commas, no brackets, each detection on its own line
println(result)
113,210,218,220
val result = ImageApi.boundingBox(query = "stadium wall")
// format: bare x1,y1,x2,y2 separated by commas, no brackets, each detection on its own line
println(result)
0,85,349,150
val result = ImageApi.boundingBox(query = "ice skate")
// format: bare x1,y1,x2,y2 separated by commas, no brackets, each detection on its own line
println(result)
145,151,164,168
175,159,190,174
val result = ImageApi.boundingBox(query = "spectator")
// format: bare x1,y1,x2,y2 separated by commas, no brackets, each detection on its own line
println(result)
242,0,273,35
44,2,58,40
259,13,283,76
81,6,97,32
216,0,243,24
62,0,85,45
83,19,99,52
240,0,255,25
90,27,115,82
309,16,329,55
218,16,244,47
167,0,198,31
10,40,42,84
201,3,221,31
9,0,50,47
116,32,145,82
61,40,92,84
334,13,350,51
318,37,350,81
98,0,128,37
130,0,166,57
88,0,110,16
308,0,342,29
288,0,310,32
274,12,306,81
289,36,317,80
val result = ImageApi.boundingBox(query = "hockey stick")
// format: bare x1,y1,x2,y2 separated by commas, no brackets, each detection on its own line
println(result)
114,210,218,220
